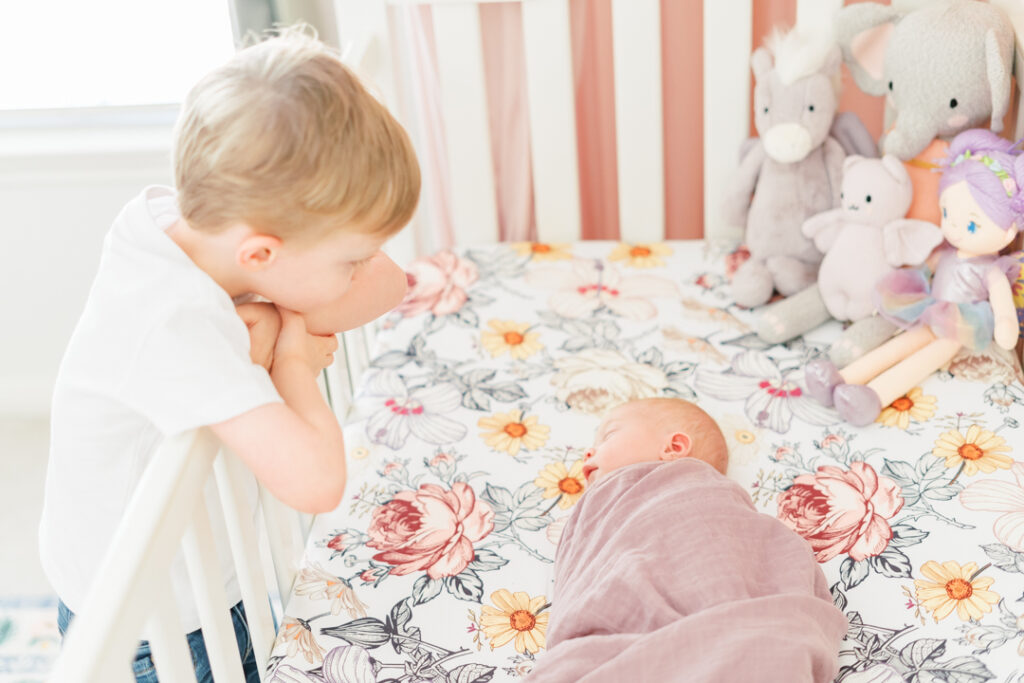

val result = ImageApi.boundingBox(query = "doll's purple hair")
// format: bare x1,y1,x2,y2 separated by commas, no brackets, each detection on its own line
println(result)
939,128,1024,230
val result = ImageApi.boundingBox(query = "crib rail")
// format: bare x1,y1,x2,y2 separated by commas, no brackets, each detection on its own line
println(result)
48,430,302,683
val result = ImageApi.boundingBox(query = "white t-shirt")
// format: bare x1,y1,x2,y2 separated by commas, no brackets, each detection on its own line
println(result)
39,186,282,633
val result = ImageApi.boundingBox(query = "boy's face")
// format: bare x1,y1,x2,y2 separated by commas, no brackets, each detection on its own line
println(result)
248,228,388,314
581,403,691,486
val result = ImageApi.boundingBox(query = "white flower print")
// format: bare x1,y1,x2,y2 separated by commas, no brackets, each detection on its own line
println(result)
525,259,680,320
363,370,467,449
694,351,837,433
960,462,1024,552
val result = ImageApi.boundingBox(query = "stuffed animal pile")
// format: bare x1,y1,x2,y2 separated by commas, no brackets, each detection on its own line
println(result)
725,0,1024,421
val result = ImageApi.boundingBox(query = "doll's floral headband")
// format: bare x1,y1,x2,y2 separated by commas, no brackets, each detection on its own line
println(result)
951,149,1018,197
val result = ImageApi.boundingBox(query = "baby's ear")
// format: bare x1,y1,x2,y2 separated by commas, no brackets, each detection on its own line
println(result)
661,432,693,461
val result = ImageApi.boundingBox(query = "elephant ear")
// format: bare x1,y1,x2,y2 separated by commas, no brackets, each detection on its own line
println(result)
986,28,1011,134
883,219,943,267
835,3,901,95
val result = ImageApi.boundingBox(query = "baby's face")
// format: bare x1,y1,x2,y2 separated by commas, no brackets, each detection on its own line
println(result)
582,404,689,486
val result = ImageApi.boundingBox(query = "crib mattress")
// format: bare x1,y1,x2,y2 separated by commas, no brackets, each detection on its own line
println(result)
269,240,1024,683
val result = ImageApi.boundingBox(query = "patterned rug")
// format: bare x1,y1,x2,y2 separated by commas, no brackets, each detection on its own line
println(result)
0,597,60,683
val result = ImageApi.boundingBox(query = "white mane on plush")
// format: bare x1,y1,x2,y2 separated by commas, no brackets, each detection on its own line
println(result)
766,27,837,86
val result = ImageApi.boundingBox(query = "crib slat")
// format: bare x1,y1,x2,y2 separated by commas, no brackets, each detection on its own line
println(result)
795,0,842,33
522,0,582,243
145,579,199,683
181,495,247,683
260,485,307,608
323,354,353,420
611,0,664,244
431,3,500,244
703,0,753,244
213,451,277,678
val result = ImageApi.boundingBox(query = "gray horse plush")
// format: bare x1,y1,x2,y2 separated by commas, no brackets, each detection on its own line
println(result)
724,30,846,308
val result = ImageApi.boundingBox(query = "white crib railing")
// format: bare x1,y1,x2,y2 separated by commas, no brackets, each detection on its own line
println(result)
47,430,304,682
341,0,848,250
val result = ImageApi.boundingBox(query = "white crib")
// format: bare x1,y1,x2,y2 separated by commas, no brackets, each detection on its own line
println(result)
48,0,1024,681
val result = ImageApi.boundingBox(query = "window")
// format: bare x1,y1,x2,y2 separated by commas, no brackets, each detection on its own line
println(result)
1,0,235,111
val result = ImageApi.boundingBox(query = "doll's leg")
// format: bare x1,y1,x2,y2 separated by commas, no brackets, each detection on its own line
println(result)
833,336,961,426
806,325,931,407
839,326,935,385
867,338,962,407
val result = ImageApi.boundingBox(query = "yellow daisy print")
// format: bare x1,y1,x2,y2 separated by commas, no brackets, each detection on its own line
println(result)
534,461,587,509
479,589,550,654
510,242,573,261
876,387,936,430
914,560,999,623
932,424,1013,476
481,320,543,360
608,242,672,268
478,410,550,456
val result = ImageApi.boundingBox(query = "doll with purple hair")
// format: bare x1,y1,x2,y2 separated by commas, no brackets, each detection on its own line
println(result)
805,129,1022,426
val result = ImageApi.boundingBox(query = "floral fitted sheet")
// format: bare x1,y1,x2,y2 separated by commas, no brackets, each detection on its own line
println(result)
268,240,1024,683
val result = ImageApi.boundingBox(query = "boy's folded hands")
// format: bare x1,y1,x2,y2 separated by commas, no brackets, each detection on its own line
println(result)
273,308,339,374
235,302,282,371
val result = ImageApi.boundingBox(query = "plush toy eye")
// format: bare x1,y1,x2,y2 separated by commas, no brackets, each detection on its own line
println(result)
865,195,872,203
763,107,769,114
840,192,844,200
950,98,958,109
888,81,893,91
967,221,978,234
942,207,947,219
808,104,815,112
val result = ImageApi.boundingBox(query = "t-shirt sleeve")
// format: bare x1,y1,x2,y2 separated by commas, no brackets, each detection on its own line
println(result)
120,303,283,436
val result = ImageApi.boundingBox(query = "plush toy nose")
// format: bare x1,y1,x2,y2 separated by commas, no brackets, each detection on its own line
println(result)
584,448,595,460
762,123,813,163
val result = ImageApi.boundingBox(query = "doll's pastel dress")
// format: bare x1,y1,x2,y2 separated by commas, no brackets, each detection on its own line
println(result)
875,247,1018,350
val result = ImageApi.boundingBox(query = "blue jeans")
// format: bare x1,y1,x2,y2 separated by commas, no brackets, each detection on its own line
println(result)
58,599,260,683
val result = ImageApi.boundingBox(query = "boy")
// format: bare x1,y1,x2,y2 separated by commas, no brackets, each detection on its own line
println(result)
40,28,417,682
526,398,846,682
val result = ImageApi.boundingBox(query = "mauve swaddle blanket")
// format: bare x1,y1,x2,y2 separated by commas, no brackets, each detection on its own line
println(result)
527,458,847,682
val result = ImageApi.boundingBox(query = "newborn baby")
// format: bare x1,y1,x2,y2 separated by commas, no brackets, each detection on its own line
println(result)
528,398,847,683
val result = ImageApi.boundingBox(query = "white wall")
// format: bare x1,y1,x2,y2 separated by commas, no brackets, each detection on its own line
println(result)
0,124,173,416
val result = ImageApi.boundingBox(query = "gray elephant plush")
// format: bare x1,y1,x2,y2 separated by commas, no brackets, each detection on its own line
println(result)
723,30,846,309
836,0,1013,162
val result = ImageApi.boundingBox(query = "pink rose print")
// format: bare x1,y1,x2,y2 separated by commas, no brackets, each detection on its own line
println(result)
366,482,495,579
725,246,751,279
395,251,479,317
777,462,904,563
326,533,349,553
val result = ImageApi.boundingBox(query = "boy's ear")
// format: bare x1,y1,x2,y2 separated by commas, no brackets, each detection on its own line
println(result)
660,432,693,461
237,233,283,271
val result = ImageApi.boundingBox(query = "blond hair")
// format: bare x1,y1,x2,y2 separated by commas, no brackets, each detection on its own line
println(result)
173,26,420,242
615,397,730,474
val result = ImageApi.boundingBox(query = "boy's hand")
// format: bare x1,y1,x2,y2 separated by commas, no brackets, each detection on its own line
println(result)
274,308,339,375
235,302,281,371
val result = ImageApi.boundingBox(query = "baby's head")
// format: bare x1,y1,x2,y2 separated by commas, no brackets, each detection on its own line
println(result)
172,27,420,312
582,398,728,486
